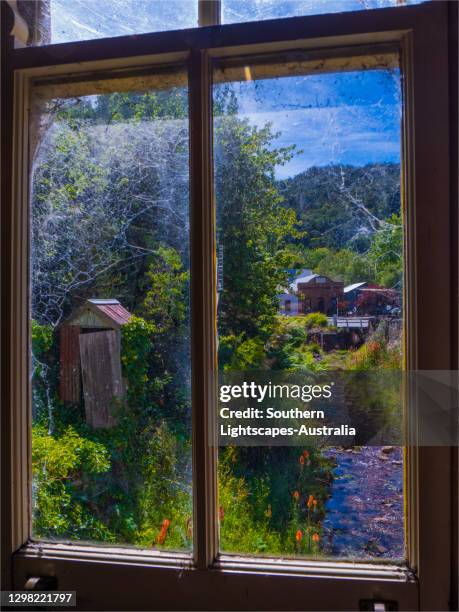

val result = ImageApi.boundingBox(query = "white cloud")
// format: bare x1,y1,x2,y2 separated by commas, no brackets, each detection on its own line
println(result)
240,105,400,178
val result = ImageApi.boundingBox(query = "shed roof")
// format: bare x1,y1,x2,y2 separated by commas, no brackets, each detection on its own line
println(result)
63,299,133,329
89,299,132,326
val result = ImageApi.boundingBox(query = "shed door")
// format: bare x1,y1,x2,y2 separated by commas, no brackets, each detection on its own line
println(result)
79,330,124,428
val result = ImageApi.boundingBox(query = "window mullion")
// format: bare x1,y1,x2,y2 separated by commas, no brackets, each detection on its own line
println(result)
189,48,218,569
198,0,221,27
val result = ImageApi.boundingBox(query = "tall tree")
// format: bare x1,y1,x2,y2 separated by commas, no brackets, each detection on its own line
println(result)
215,115,301,342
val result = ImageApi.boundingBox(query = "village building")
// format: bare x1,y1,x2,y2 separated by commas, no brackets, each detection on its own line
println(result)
59,299,132,428
278,291,300,315
343,282,369,307
343,282,400,315
278,269,345,315
292,272,344,315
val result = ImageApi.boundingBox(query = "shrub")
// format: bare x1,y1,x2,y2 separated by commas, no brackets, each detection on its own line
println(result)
304,312,328,329
32,425,112,540
218,460,282,554
121,315,157,406
135,422,192,550
31,320,54,357
219,334,266,370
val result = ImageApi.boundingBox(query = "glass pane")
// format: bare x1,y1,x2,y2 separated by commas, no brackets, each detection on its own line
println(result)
30,72,193,550
223,0,429,24
27,0,198,46
214,54,405,559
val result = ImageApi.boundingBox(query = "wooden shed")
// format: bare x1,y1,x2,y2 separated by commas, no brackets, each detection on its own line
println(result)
59,299,132,428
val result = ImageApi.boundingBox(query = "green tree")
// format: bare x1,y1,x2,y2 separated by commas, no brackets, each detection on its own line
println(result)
215,115,301,346
367,213,403,288
140,246,189,335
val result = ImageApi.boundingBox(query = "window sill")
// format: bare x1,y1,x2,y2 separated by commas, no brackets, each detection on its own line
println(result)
16,541,193,569
215,554,415,582
16,542,415,583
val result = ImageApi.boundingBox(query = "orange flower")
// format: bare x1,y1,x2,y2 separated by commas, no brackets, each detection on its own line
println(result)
218,505,225,521
295,530,303,542
156,518,171,545
307,495,315,509
293,490,300,501
299,455,305,466
303,450,310,459
157,526,167,545
312,533,320,543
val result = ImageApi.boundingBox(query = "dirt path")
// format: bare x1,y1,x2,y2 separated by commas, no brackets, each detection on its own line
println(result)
322,446,404,559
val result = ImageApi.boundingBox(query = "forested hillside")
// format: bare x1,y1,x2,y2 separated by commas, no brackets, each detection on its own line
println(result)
278,163,400,252
275,164,402,288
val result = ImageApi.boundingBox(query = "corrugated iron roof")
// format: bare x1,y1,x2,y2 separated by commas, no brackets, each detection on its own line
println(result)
290,273,319,292
285,268,313,283
88,299,132,326
344,282,368,293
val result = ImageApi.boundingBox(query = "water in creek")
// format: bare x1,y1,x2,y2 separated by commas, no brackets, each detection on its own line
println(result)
322,446,404,559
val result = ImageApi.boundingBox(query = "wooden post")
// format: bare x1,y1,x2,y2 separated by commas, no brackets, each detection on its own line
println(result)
59,325,81,403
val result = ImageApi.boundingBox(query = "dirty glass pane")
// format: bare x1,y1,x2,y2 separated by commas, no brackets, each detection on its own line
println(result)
26,0,198,46
223,0,429,24
30,73,193,550
214,55,405,559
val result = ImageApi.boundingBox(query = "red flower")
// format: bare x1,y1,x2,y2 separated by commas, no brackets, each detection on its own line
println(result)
307,495,315,509
293,490,300,501
299,455,305,466
303,450,310,459
295,529,303,542
156,518,171,545
312,533,320,543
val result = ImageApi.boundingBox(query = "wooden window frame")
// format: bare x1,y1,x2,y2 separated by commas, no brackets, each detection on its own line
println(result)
1,2,456,610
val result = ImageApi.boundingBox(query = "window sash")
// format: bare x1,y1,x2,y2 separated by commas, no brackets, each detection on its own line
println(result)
1,2,454,609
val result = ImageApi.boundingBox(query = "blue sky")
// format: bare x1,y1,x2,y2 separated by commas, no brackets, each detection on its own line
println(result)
49,2,403,179
223,0,426,23
220,68,402,178
50,0,427,44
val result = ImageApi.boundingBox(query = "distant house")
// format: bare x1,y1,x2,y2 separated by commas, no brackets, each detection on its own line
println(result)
344,283,400,315
59,299,132,428
277,270,309,315
292,272,344,315
277,270,313,315
278,269,346,316
278,291,300,315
